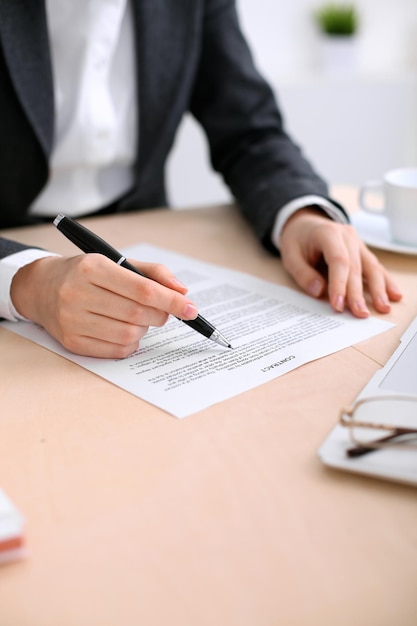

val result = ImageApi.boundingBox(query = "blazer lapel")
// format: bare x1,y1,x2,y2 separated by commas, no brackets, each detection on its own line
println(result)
132,0,198,179
0,0,197,182
0,0,54,155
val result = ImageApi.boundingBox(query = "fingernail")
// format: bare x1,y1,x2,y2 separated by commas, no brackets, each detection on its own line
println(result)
377,294,390,308
172,277,187,290
335,295,345,312
355,300,370,315
308,279,323,298
182,304,198,320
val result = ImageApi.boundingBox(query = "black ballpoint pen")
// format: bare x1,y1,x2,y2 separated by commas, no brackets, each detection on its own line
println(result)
53,214,232,349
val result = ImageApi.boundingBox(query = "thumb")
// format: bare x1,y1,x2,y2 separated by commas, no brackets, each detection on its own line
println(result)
281,247,327,299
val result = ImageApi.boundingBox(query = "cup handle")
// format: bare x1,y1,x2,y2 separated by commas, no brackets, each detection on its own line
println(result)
358,180,384,214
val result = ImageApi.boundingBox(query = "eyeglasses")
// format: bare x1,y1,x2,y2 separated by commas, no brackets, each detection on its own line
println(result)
339,395,417,458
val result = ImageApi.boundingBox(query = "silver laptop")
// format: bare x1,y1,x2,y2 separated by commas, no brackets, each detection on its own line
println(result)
318,316,417,486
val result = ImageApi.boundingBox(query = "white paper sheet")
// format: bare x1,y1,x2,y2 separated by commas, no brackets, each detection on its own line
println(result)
2,244,394,418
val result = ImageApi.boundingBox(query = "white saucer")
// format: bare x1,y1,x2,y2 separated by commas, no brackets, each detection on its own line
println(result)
351,211,417,256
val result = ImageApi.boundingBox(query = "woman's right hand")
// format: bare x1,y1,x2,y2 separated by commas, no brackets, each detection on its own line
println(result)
10,253,198,358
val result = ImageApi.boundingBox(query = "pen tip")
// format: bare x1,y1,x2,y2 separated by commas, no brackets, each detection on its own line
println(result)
227,344,233,349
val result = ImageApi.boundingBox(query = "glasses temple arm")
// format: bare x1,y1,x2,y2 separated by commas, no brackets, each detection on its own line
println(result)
346,428,417,458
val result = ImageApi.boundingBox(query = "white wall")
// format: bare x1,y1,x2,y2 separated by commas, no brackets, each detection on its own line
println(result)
237,0,417,77
166,0,417,208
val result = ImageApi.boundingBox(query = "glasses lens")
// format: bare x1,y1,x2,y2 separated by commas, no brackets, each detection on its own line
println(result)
352,397,417,448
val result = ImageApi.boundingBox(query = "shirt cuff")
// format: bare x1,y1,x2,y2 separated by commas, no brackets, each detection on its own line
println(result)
271,195,349,251
0,249,58,321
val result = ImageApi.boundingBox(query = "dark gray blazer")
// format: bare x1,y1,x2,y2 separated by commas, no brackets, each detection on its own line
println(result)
0,0,344,259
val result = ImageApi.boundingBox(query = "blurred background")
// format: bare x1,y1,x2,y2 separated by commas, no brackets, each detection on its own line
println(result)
166,0,417,207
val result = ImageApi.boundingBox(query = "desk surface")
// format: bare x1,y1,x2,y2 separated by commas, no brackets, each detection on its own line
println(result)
1,188,417,626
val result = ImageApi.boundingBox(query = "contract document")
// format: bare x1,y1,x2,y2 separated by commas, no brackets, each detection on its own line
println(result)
2,244,393,418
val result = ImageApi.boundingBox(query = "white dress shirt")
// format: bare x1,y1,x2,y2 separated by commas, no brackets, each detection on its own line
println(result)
0,0,346,321
30,0,137,217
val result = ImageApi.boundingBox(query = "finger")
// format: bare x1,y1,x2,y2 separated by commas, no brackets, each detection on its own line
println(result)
343,268,371,318
280,240,327,299
360,251,403,313
324,229,370,317
58,313,150,358
86,255,198,320
315,227,349,313
62,333,144,359
70,281,170,327
385,276,403,303
128,260,189,294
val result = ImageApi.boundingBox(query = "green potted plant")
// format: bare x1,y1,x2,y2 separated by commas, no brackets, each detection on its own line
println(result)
314,3,358,37
313,3,359,74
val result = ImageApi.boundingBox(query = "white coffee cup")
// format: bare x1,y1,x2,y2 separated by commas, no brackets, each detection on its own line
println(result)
359,167,417,246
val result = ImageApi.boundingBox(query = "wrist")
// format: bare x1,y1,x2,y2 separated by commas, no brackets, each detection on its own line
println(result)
279,206,328,245
10,256,57,322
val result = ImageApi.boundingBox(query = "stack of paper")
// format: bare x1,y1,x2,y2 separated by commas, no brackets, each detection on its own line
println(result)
0,489,25,565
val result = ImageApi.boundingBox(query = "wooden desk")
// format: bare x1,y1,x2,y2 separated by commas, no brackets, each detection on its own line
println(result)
1,190,417,626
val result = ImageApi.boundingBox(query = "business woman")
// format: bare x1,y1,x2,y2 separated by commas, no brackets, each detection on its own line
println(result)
0,0,401,356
